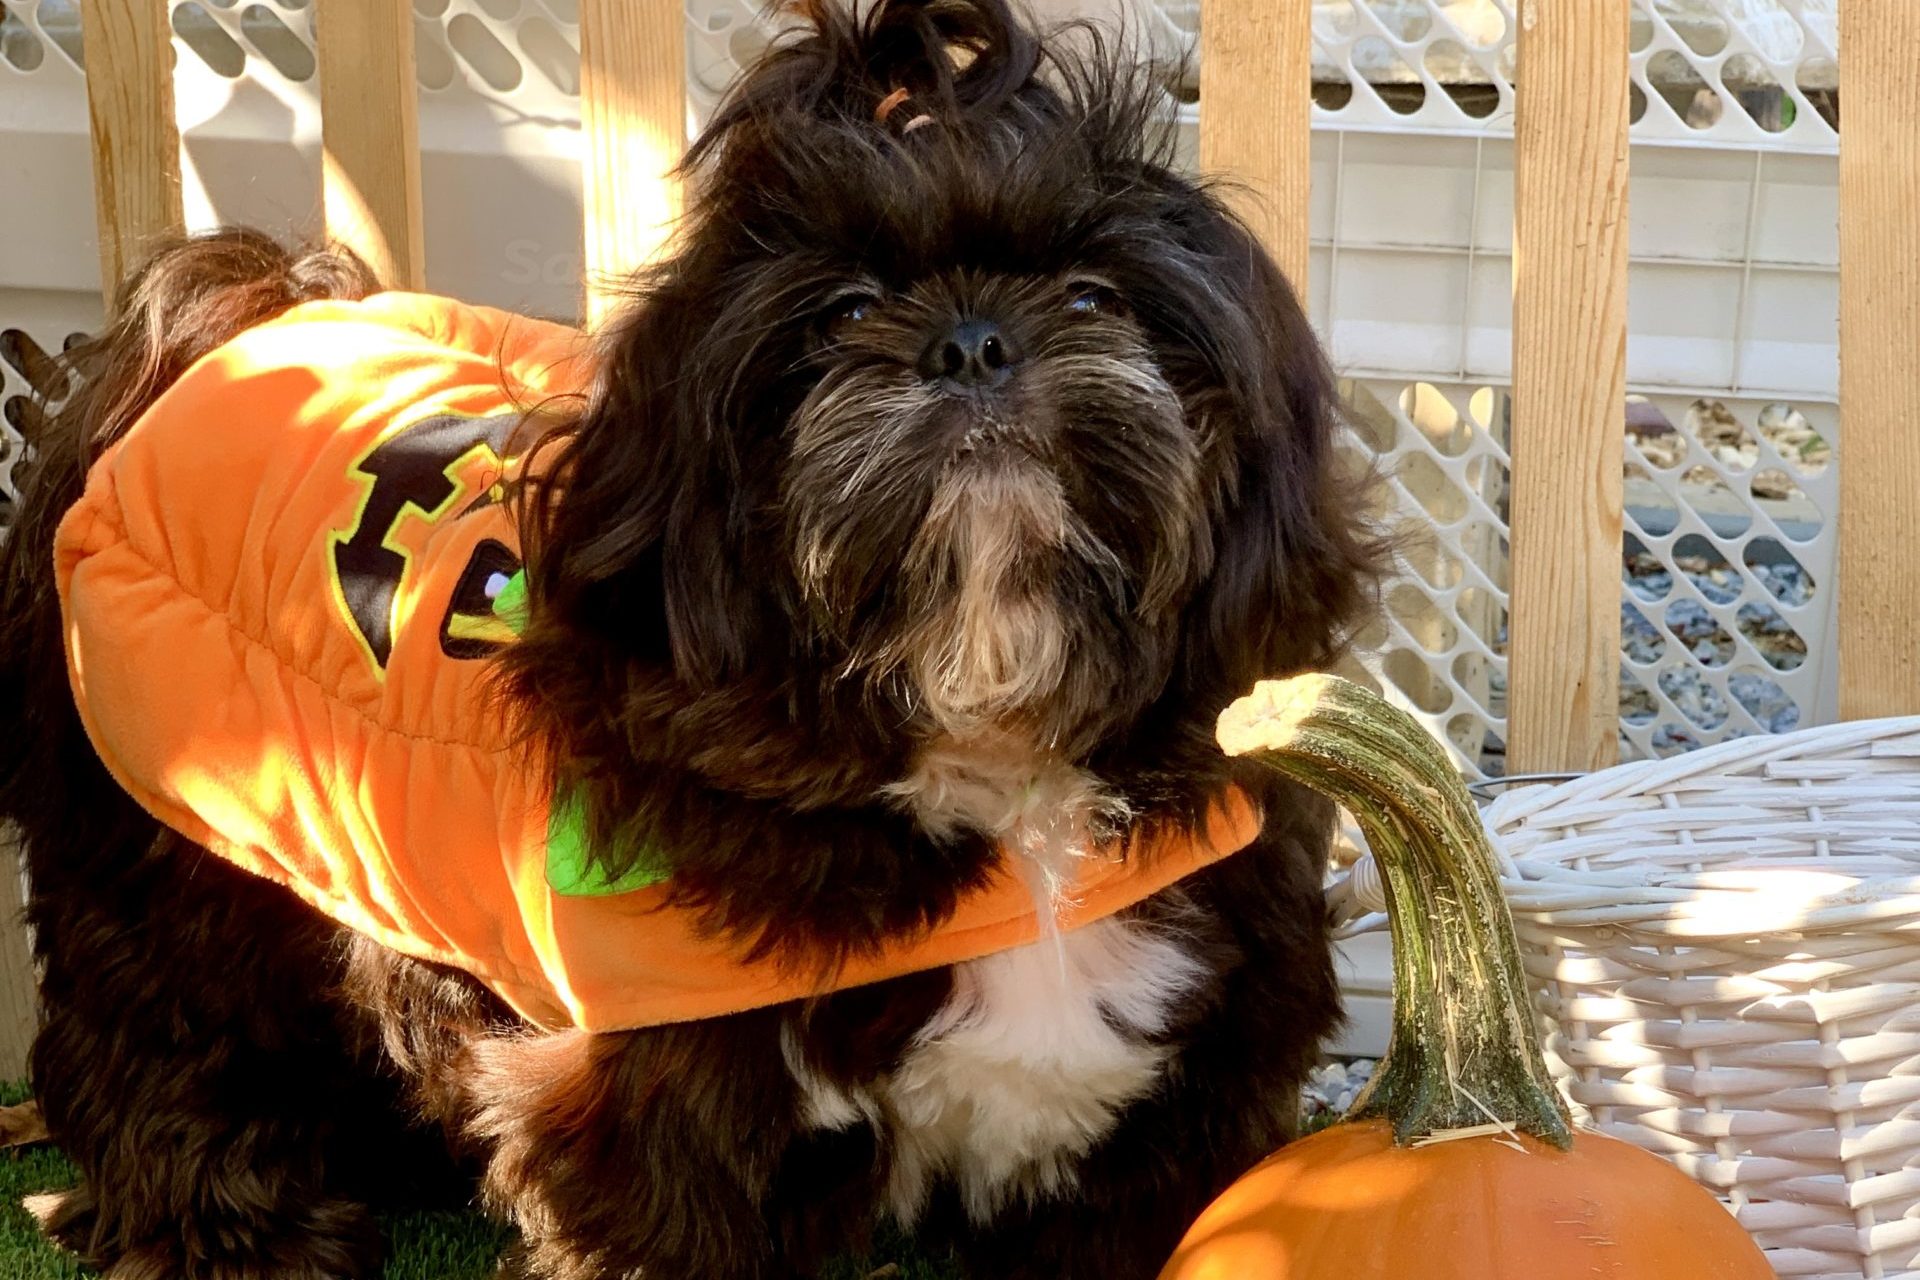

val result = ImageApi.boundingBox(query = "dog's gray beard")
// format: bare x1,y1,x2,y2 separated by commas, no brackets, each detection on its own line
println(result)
788,350,1185,729
899,461,1101,733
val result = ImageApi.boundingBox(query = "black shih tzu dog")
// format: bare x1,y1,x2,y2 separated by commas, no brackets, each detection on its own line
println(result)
0,0,1379,1276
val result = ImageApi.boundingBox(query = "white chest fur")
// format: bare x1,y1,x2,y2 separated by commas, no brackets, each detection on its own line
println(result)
788,726,1209,1223
881,915,1209,1222
783,916,1208,1224
888,728,1130,911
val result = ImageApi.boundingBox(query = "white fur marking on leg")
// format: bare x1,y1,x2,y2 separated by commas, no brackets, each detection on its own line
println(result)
780,1022,880,1133
882,915,1208,1224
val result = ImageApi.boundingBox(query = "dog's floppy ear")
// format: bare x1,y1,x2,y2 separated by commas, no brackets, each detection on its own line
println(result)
1168,200,1383,703
512,266,765,691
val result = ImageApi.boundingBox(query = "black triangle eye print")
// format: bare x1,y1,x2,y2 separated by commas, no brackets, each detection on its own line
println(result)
331,413,518,671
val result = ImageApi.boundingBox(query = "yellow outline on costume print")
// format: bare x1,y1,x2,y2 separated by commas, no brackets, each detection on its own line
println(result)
326,413,511,682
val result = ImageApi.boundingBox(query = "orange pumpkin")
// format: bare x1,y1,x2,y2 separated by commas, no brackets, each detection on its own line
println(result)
1162,675,1774,1280
1162,1123,1772,1279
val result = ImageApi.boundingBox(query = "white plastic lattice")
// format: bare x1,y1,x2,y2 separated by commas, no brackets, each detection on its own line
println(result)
0,0,1848,770
1298,1,1839,150
1337,380,1512,777
0,312,93,539
1619,394,1836,759
1339,378,1838,778
0,350,27,532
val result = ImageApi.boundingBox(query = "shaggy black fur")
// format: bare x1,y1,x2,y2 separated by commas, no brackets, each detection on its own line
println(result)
0,1,1381,1276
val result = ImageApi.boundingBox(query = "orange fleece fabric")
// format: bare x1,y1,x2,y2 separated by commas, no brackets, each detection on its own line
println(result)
54,291,1262,1032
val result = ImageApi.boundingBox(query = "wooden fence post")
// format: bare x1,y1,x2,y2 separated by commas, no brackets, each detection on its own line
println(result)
579,0,687,327
316,0,428,291
1197,0,1311,291
1838,0,1920,718
78,0,184,298
1506,0,1630,774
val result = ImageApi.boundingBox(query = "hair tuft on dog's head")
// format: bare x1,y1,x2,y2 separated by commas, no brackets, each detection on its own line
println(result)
696,0,1047,142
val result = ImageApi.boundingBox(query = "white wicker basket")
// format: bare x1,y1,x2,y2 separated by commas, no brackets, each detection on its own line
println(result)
1332,717,1920,1280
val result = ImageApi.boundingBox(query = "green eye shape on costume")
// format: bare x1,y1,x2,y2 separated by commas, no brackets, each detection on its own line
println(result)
490,568,530,636
545,791,674,897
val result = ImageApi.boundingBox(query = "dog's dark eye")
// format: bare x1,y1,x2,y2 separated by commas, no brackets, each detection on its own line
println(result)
1066,281,1125,317
824,294,879,340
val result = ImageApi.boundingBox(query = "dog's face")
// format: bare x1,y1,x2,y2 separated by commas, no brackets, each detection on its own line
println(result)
518,0,1371,769
781,216,1207,743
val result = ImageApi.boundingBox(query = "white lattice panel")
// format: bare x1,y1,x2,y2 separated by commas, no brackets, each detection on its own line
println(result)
0,352,26,534
0,301,96,540
1620,394,1837,752
1337,379,1513,778
1340,377,1838,779
1299,1,1838,150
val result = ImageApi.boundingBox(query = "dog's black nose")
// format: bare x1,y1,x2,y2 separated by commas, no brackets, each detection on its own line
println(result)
922,319,1018,389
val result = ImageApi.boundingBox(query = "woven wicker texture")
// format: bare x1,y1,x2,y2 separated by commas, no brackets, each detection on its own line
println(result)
1333,717,1920,1279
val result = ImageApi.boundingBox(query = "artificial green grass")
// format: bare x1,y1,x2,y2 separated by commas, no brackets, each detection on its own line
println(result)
0,1081,82,1280
0,1082,957,1279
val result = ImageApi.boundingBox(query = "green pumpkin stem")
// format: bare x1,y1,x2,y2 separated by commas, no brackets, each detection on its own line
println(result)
1218,673,1573,1150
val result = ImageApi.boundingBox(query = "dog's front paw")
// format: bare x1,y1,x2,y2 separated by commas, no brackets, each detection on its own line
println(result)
22,1184,92,1249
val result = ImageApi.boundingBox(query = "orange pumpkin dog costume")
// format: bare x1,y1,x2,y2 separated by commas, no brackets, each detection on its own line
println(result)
54,292,1261,1033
